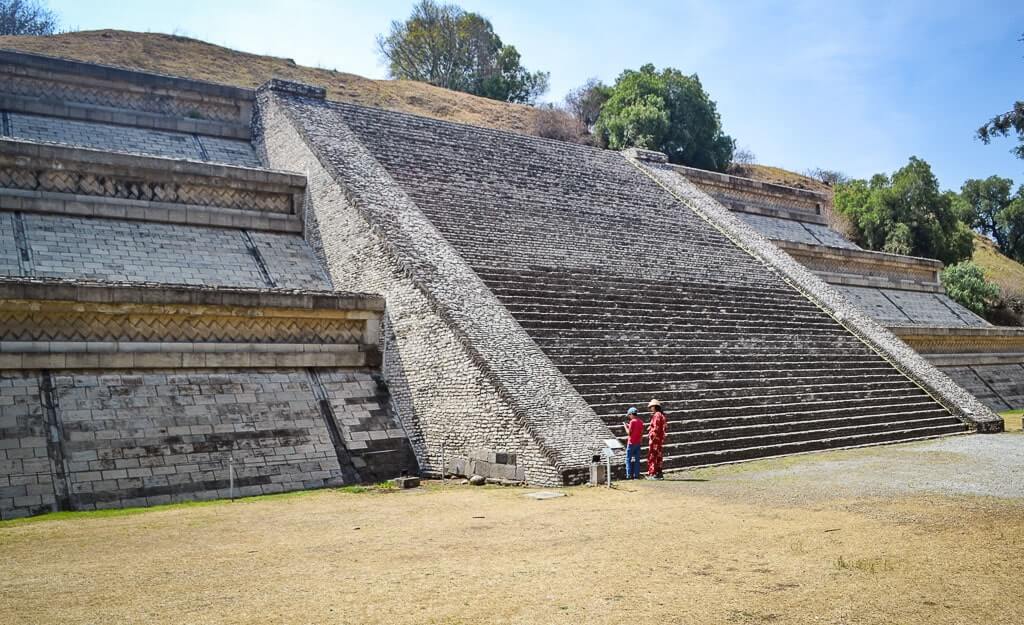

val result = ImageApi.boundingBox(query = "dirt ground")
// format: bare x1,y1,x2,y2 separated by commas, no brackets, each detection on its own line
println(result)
2,435,1023,625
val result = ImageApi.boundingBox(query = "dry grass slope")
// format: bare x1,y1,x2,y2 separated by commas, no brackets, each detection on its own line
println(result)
0,29,829,190
0,29,541,134
972,233,1024,297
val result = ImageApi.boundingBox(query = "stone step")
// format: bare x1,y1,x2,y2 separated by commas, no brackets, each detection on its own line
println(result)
543,346,881,360
573,372,909,394
519,319,848,335
606,405,951,437
653,416,964,455
566,365,897,385
476,267,803,298
558,358,889,375
502,298,830,317
648,425,968,471
616,409,954,443
588,392,933,419
487,283,820,313
579,380,923,407
536,331,864,346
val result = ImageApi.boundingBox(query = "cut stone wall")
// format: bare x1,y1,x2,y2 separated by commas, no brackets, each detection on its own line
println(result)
0,371,56,518
0,367,416,520
0,49,253,130
6,113,260,168
0,212,329,288
255,85,601,485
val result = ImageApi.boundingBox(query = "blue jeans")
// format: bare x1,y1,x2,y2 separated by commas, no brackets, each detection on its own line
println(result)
625,443,641,479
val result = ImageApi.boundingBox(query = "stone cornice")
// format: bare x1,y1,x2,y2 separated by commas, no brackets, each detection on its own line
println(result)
0,278,383,370
774,240,942,287
0,277,383,312
0,138,307,231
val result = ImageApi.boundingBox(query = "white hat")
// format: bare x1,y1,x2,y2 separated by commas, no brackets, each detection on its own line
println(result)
648,398,662,408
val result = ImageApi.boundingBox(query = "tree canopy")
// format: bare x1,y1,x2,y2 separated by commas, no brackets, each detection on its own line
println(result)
833,157,973,265
977,33,1024,160
594,64,734,171
376,0,548,104
0,0,57,35
941,261,1001,316
959,176,1024,263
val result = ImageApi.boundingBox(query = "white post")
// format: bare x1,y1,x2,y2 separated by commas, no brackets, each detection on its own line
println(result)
229,457,235,500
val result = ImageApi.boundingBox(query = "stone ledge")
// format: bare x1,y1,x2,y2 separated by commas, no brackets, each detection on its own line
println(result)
0,93,250,140
930,352,1024,366
775,240,943,268
620,147,668,163
0,189,303,233
258,79,327,100
815,272,944,293
670,162,830,203
717,197,828,225
893,326,1024,356
0,277,384,311
0,138,303,187
0,348,373,370
775,240,942,286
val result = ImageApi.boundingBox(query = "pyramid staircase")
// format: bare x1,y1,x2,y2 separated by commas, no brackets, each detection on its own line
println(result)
478,267,968,471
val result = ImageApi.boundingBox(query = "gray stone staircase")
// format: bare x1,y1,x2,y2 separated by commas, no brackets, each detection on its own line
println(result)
320,100,971,473
478,267,968,471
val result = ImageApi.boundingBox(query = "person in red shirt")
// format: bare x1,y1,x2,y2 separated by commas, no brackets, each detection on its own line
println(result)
646,399,667,479
622,407,644,479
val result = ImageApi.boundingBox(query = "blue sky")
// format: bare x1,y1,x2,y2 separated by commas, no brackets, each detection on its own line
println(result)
48,0,1024,190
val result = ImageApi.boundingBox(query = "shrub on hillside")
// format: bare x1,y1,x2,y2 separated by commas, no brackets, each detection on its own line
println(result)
594,64,734,171
533,104,588,144
942,261,1001,316
834,157,973,265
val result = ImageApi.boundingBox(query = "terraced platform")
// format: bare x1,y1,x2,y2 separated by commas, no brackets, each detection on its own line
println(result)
273,95,973,473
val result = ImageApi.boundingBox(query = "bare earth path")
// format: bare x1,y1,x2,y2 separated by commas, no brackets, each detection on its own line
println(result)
2,434,1022,625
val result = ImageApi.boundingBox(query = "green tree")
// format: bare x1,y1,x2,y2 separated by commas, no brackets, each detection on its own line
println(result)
977,33,1024,160
0,0,57,35
376,0,548,104
942,261,1001,315
594,64,734,171
833,157,973,265
959,176,1024,263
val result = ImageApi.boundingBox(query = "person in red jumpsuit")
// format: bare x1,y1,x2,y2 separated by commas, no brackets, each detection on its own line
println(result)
646,399,667,479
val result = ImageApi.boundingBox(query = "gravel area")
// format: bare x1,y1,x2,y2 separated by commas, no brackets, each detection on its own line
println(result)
670,433,1024,502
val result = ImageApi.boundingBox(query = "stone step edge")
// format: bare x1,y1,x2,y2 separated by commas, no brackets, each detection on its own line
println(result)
649,430,970,472
616,414,960,448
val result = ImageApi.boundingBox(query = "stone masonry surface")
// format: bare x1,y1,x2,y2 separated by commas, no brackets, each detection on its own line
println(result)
737,212,858,250
0,211,330,289
0,370,56,519
256,89,566,485
260,88,977,475
0,367,416,519
7,113,261,168
642,158,1000,430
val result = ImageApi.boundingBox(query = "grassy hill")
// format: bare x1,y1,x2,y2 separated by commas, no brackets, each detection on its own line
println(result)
0,30,540,134
0,29,830,192
972,234,1024,298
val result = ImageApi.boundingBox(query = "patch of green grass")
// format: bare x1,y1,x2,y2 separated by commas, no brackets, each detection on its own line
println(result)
1000,410,1023,432
0,482,401,528
833,555,896,573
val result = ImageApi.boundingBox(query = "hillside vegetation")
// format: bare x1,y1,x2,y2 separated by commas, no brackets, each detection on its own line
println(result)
0,29,828,191
0,30,1020,290
973,233,1024,297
